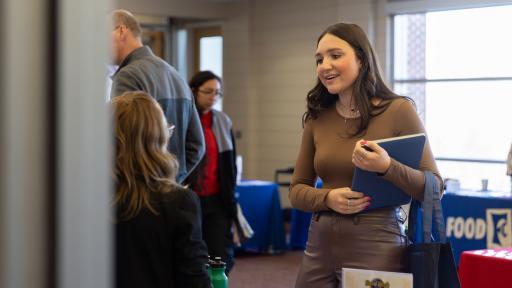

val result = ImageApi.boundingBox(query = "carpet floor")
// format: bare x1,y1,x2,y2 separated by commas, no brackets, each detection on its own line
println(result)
228,250,303,288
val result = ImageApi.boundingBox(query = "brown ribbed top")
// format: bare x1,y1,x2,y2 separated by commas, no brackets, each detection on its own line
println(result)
289,98,442,212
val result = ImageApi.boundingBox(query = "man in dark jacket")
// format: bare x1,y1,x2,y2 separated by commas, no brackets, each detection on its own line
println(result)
110,9,205,183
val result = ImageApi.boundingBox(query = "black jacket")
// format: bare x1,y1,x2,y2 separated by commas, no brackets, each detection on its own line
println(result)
188,110,238,219
115,186,210,288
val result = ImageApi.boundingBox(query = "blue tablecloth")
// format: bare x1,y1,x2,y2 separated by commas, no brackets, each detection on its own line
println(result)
289,209,312,249
235,180,286,253
289,187,512,262
288,179,322,250
442,190,512,264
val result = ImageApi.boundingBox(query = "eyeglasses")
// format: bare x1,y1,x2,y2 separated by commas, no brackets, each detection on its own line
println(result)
198,89,223,97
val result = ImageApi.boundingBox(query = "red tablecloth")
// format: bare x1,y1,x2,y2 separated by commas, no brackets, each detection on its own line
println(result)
459,248,512,288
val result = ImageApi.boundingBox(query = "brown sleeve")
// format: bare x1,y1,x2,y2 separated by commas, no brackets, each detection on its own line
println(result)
289,122,331,212
381,99,443,200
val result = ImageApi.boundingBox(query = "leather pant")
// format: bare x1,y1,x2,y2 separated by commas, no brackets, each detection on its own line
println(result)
295,208,407,288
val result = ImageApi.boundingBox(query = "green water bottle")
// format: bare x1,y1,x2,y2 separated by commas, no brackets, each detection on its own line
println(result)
210,257,228,288
206,256,214,280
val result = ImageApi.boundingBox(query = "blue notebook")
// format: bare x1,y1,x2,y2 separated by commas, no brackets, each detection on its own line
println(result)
351,133,426,211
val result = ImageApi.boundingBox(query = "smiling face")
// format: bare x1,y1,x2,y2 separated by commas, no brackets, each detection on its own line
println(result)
315,33,361,97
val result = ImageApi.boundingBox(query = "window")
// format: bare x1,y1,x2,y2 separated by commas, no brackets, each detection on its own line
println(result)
199,36,223,77
392,5,512,191
194,27,223,110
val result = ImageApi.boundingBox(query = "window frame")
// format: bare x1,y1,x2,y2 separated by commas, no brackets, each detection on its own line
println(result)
388,4,511,190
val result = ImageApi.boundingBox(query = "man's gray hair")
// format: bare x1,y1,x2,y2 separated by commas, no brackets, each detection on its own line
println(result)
112,9,142,38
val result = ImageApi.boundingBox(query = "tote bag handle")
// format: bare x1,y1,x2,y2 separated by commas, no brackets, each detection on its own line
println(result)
407,171,446,243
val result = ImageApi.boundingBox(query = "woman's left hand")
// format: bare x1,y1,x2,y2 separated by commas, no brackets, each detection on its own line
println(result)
352,139,391,174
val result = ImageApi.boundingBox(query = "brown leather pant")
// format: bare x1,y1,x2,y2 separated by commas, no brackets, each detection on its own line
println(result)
295,208,407,288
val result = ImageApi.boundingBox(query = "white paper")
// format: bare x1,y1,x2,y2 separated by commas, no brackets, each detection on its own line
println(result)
236,155,243,184
342,268,412,288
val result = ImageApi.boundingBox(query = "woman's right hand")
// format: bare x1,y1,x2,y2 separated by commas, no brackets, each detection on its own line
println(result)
325,187,371,214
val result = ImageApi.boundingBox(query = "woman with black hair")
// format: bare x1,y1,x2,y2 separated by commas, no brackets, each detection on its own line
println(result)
188,71,238,275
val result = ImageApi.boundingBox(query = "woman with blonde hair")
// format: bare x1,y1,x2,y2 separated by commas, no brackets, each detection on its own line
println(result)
112,91,210,288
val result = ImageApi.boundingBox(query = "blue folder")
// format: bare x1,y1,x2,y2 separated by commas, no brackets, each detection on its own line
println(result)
351,133,426,211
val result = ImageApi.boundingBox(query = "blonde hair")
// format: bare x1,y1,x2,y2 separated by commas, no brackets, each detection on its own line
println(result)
112,91,178,220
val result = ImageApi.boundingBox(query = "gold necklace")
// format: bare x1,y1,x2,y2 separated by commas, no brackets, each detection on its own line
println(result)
336,100,360,123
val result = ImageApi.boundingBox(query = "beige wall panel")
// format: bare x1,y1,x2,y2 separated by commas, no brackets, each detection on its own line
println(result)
123,0,381,182
117,0,230,18
224,0,341,180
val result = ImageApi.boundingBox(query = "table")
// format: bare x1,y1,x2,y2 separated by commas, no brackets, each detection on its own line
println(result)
289,209,312,249
458,248,512,288
235,180,286,253
442,190,512,264
288,179,322,250
289,189,512,258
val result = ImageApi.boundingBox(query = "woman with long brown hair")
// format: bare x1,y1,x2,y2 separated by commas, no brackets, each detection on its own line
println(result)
290,23,442,287
112,91,210,288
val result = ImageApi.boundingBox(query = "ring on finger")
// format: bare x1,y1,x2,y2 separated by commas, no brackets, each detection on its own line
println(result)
347,199,352,209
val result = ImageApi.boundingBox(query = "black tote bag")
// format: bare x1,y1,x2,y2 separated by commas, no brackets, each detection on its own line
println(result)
406,171,460,288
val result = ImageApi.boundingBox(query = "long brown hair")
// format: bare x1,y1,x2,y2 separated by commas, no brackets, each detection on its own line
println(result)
304,23,405,136
112,91,178,220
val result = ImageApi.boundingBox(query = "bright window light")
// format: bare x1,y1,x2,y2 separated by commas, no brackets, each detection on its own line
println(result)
393,5,512,192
